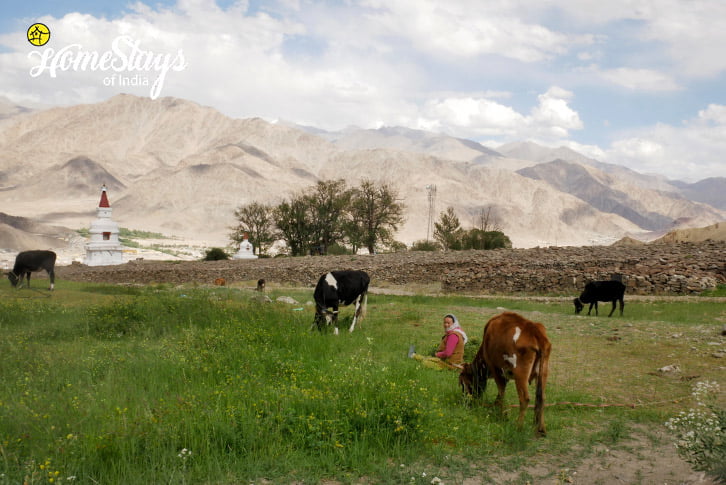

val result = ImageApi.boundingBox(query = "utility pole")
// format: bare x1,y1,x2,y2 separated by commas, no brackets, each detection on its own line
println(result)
425,184,436,242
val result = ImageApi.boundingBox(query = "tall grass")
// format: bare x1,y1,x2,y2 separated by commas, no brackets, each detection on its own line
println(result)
1,281,723,484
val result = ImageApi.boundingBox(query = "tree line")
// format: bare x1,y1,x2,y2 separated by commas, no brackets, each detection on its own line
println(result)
230,180,511,257
230,179,405,256
426,206,511,251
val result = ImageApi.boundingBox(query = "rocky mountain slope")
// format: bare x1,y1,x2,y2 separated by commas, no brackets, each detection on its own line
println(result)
516,160,724,231
0,94,724,252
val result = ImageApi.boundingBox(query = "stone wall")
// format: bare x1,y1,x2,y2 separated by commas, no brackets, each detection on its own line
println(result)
56,241,725,295
440,241,725,295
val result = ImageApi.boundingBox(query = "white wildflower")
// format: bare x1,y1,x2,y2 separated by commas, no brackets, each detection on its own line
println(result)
178,448,192,461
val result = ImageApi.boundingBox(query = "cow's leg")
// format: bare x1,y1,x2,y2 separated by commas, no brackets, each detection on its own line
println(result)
349,292,367,333
48,268,55,291
619,298,624,316
491,369,508,415
608,300,616,317
534,353,549,436
349,295,361,333
514,375,530,427
332,305,340,335
588,302,598,315
514,356,536,427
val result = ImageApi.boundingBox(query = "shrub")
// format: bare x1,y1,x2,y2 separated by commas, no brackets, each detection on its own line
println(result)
410,240,441,251
387,241,408,253
202,247,230,261
665,381,726,481
326,243,353,255
460,229,511,250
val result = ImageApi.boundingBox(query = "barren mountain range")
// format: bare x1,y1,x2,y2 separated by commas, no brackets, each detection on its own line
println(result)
0,94,724,254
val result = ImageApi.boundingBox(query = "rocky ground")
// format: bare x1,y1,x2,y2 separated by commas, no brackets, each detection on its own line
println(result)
56,241,726,296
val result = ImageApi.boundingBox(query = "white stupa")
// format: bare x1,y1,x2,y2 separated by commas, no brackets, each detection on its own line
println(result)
233,233,258,259
84,185,124,266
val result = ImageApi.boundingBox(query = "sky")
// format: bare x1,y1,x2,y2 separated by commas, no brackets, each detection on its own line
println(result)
1,0,725,182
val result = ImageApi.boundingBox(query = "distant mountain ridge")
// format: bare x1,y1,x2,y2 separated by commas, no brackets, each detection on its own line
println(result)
0,94,724,251
517,160,674,231
301,124,502,163
670,177,726,210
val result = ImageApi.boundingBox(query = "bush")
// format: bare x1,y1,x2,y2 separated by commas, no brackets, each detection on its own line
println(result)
202,247,230,261
460,229,511,250
386,241,408,253
326,243,353,255
410,239,441,251
665,381,726,481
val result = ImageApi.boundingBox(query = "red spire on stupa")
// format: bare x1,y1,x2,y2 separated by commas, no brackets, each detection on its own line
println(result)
99,184,110,208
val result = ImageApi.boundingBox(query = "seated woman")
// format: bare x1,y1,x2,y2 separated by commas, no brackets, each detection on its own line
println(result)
409,313,468,370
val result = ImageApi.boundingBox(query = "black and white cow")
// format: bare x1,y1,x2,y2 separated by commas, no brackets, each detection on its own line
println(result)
313,270,370,334
574,280,625,317
7,250,57,290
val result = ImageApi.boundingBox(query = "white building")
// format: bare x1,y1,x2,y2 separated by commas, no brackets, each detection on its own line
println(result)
233,233,258,259
84,185,124,266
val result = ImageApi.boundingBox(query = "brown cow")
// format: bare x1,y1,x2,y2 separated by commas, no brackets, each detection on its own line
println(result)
459,312,551,436
214,277,226,286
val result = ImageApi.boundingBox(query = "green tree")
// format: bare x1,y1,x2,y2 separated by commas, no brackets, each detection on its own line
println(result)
343,207,366,254
433,206,463,250
461,229,512,250
307,179,351,254
230,202,276,256
349,180,405,254
273,194,313,256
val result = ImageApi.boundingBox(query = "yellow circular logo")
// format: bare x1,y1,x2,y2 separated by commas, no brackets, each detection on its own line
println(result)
27,23,50,46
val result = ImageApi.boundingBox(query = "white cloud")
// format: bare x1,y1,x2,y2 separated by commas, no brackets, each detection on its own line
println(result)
552,0,726,79
599,67,681,92
530,87,583,136
415,86,583,142
361,0,592,62
605,105,726,181
641,0,726,78
696,104,726,125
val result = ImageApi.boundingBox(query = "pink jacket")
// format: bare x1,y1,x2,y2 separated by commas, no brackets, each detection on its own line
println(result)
436,331,461,359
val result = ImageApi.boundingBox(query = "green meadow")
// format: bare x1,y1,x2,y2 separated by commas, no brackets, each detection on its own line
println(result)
0,279,724,484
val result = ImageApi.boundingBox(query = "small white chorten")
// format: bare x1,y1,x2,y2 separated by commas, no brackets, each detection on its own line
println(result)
233,233,258,259
84,185,124,266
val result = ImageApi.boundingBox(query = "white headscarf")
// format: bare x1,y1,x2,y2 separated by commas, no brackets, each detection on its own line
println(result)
444,313,468,344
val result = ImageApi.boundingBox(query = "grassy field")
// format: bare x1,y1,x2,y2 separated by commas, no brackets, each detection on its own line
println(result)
0,279,724,484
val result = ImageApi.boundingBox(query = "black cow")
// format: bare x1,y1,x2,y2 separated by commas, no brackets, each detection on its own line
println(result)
7,250,57,290
574,280,625,317
313,270,370,334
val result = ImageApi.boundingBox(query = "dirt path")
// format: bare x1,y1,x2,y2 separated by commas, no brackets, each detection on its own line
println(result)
477,425,717,484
